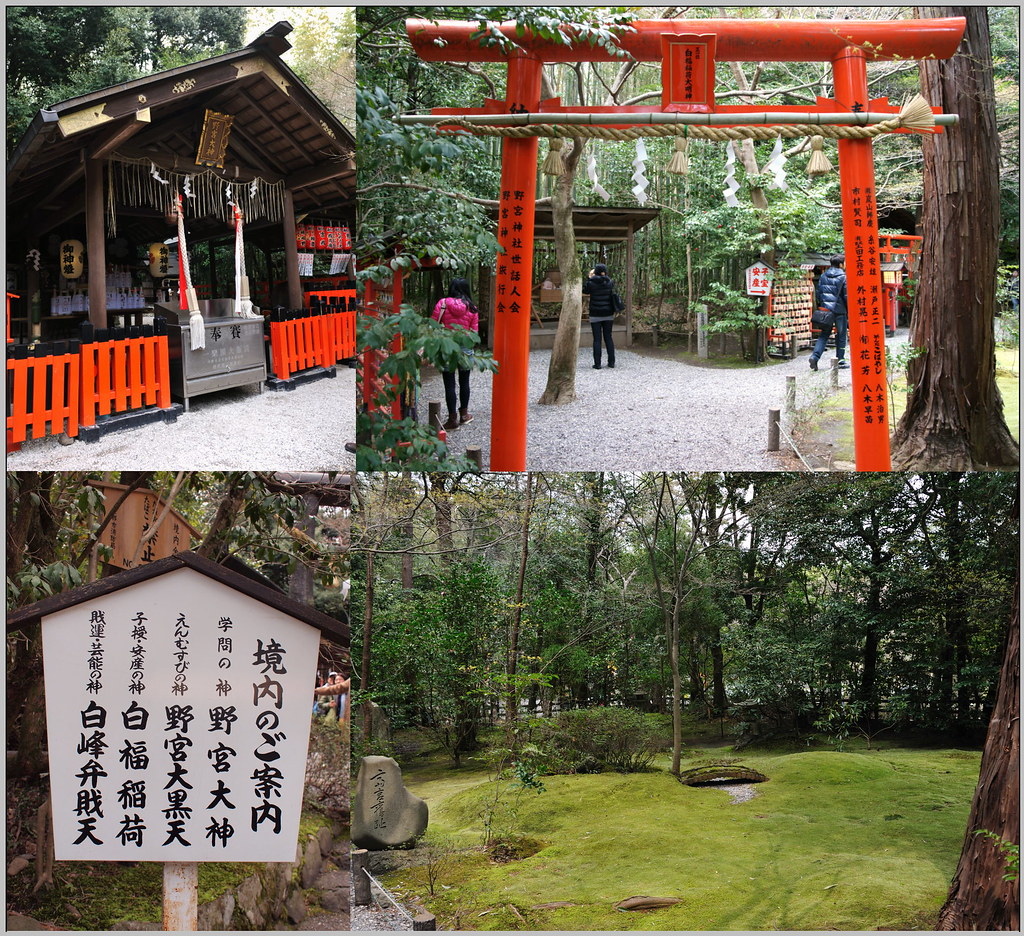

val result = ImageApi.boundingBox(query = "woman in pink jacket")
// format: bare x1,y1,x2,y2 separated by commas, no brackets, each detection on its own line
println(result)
431,278,480,430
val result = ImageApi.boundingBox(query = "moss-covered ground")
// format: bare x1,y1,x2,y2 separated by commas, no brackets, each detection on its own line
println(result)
382,737,981,931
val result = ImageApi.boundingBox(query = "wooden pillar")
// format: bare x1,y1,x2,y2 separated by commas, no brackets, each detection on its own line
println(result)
26,237,41,339
84,158,107,329
282,188,302,309
625,222,635,346
833,46,891,470
490,54,543,471
207,240,217,301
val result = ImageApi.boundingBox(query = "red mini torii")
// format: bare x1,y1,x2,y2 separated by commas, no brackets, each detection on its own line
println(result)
406,16,966,472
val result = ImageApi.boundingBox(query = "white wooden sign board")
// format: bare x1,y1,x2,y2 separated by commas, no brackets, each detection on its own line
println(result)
41,566,320,862
745,262,774,297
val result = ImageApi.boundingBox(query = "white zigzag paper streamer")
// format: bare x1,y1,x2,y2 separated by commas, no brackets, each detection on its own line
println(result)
586,151,611,201
764,136,788,191
150,161,169,186
722,142,740,207
183,174,194,199
631,139,650,206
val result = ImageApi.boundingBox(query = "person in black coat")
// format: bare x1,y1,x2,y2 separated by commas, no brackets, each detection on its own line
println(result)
583,263,617,369
810,254,849,371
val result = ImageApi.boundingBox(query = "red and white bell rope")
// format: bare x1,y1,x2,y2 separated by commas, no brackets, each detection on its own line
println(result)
233,207,259,318
176,192,205,350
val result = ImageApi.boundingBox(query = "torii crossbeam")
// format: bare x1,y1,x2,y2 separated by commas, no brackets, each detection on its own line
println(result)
406,16,967,472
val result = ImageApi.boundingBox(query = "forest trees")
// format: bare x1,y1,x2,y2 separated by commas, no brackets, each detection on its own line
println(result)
352,471,1018,758
5,7,247,153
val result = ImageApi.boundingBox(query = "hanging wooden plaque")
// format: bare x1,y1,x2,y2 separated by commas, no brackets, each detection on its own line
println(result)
196,109,234,168
661,34,717,113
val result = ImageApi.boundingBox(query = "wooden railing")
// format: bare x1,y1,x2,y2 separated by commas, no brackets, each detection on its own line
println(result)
7,320,174,450
7,341,81,449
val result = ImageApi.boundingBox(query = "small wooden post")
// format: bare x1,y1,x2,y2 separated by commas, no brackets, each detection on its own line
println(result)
830,358,840,389
428,400,442,430
352,849,372,906
466,446,483,468
789,335,797,360
162,861,198,930
767,408,781,452
413,912,437,930
785,375,796,415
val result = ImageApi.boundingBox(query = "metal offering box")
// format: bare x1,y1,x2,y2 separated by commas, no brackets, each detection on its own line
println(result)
156,300,267,411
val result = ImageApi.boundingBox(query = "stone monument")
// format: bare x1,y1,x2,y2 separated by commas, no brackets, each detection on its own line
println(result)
352,756,428,850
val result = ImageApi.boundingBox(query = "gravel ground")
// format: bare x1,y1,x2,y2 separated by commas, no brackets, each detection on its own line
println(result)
726,782,761,804
421,332,910,471
350,890,416,932
7,366,355,471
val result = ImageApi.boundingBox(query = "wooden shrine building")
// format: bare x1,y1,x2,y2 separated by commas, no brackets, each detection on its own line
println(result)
6,21,355,342
483,206,659,351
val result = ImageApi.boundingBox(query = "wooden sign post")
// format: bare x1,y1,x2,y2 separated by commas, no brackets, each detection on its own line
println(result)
17,552,349,930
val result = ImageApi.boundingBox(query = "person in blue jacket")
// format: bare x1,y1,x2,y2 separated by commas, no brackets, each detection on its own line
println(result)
810,255,849,371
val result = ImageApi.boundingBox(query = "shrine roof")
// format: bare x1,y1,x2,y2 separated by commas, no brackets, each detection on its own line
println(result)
7,22,354,242
6,551,349,644
489,205,660,244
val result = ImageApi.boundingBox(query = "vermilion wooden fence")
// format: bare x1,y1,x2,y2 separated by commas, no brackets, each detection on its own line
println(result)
7,322,175,450
79,322,172,427
269,309,322,380
6,341,81,449
269,305,356,380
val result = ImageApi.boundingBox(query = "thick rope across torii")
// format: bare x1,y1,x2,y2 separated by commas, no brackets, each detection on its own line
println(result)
175,192,205,351
233,207,260,319
401,94,948,141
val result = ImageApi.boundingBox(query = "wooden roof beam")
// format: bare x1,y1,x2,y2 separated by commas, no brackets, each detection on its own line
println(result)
87,109,151,160
286,159,355,191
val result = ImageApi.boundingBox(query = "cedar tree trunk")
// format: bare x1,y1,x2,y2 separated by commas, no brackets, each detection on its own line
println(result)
892,7,1019,469
938,580,1019,930
538,138,585,405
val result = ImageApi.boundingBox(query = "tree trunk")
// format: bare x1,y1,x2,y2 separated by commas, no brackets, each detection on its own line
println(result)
360,549,375,741
711,639,727,716
288,492,318,605
402,471,415,588
538,139,585,405
506,473,533,730
197,474,248,562
431,474,454,565
669,595,683,775
938,580,1019,930
892,7,1019,469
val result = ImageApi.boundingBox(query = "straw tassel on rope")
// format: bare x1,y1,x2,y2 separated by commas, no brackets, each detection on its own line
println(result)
233,208,259,319
806,136,832,177
666,135,690,176
542,138,566,176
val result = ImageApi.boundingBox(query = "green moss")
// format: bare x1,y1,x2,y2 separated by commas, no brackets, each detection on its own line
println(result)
387,746,980,930
299,807,331,842
8,862,163,930
197,861,265,903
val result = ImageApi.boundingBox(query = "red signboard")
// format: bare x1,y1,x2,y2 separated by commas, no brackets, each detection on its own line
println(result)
661,34,717,112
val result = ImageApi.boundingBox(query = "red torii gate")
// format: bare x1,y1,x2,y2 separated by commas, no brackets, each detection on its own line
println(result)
406,16,966,472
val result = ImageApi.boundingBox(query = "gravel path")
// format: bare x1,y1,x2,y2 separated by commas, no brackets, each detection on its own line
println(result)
7,366,355,471
421,333,910,471
350,890,416,932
